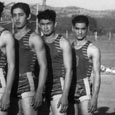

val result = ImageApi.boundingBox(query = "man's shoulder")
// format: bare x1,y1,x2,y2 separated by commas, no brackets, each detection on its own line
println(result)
59,34,69,43
88,42,100,55
0,28,11,36
88,42,99,50
1,29,13,41
59,35,71,49
29,32,43,45
30,32,41,40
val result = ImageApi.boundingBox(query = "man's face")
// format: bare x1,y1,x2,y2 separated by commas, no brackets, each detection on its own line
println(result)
39,19,55,36
73,22,88,40
12,8,28,29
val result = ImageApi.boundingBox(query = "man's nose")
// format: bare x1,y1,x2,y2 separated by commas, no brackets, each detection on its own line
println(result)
78,29,82,34
16,15,19,21
43,24,48,29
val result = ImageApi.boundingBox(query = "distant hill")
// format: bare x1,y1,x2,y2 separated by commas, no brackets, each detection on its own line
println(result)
3,2,115,19
1,3,115,34
28,4,115,18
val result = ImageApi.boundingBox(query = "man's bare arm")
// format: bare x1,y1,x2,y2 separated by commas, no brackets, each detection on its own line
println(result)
61,38,72,98
88,44,101,112
89,45,101,98
31,33,47,93
3,31,15,95
57,37,72,113
0,31,15,111
30,33,47,109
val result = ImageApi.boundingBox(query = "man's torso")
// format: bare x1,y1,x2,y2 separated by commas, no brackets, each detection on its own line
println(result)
15,30,37,74
44,34,66,97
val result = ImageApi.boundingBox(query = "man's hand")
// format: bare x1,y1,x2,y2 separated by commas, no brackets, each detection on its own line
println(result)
31,92,43,110
57,95,68,113
88,97,98,113
0,93,10,111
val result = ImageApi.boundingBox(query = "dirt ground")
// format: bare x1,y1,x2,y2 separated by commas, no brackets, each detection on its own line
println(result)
94,73,115,115
91,39,115,115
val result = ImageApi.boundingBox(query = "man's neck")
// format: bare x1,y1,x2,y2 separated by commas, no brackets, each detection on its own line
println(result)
44,33,58,43
15,25,29,33
74,39,87,49
15,26,30,40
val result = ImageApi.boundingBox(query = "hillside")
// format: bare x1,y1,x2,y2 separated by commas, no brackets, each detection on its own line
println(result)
3,2,115,18
1,3,115,34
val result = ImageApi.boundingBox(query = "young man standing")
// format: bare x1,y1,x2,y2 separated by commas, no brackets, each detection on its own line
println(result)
37,9,72,115
71,15,101,115
0,2,15,115
10,2,47,115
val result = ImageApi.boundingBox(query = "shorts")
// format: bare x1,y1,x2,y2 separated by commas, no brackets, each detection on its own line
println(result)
0,68,6,94
74,77,91,103
16,72,36,98
46,77,64,101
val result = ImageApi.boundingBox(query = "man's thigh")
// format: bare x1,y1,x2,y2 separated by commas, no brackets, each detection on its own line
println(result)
0,94,7,115
50,94,67,115
21,96,37,115
80,100,93,115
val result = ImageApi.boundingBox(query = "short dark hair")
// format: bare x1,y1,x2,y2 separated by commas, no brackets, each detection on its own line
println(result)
0,2,4,17
11,2,30,18
37,9,56,23
72,15,89,27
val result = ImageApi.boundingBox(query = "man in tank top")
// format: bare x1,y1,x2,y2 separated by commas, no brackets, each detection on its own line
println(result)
37,9,72,115
0,2,15,115
10,2,47,115
71,15,101,115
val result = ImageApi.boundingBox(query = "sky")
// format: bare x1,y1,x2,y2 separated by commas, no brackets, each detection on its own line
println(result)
1,0,115,11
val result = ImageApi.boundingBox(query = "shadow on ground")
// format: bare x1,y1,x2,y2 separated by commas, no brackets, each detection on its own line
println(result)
67,105,115,115
94,107,115,115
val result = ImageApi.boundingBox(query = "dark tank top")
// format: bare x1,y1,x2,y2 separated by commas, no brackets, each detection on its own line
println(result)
0,29,7,74
44,34,65,96
15,30,37,74
73,41,93,80
45,34,65,79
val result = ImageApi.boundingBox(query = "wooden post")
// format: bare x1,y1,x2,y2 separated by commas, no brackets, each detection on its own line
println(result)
66,30,68,39
42,0,46,10
12,19,14,34
94,31,98,41
35,3,39,33
109,31,112,40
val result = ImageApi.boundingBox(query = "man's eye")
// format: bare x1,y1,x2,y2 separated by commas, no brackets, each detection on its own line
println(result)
13,14,16,17
20,14,24,16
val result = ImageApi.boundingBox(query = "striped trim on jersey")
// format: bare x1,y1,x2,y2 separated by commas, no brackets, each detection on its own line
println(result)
82,41,93,78
54,34,65,78
0,29,7,74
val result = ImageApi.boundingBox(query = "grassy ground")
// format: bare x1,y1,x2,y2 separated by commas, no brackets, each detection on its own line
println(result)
91,38,115,67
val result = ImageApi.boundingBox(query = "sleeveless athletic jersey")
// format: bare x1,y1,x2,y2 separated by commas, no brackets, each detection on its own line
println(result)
0,29,7,75
73,41,93,80
45,34,66,97
15,30,37,74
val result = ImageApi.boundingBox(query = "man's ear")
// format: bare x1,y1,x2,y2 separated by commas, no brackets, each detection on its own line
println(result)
38,22,40,28
72,26,74,32
87,26,89,31
27,14,31,20
54,22,57,27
